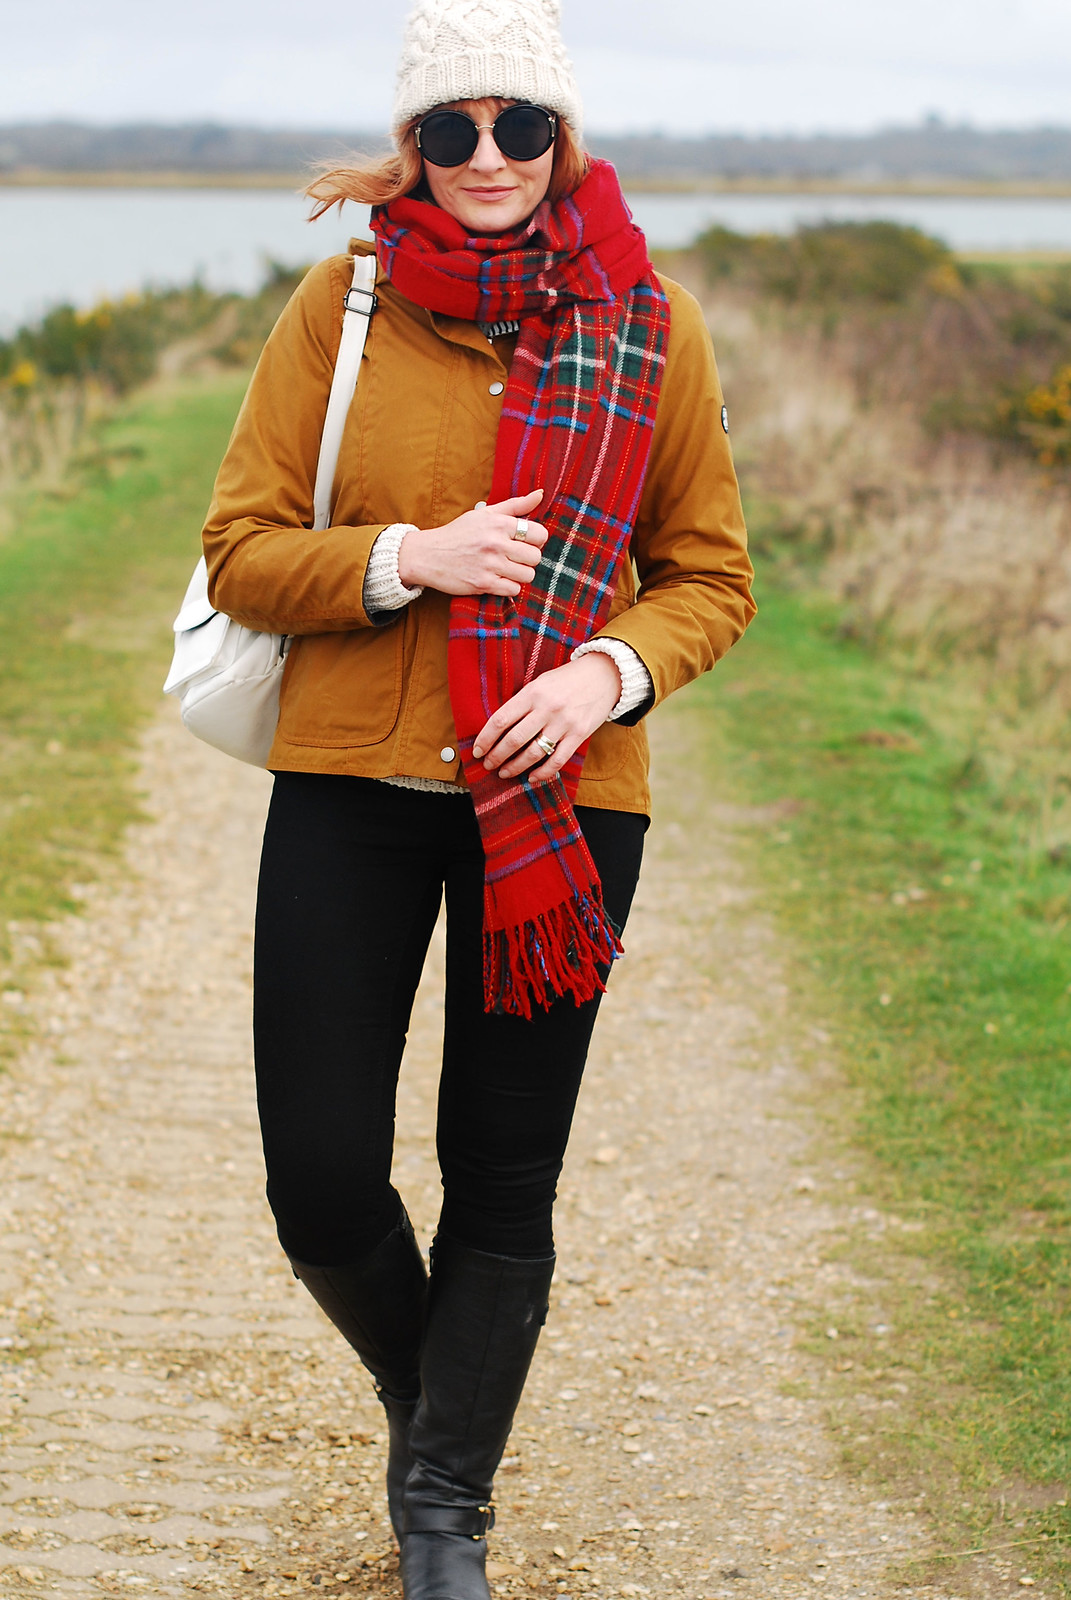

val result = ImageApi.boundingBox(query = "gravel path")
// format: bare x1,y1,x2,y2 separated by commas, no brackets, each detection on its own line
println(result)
0,701,965,1600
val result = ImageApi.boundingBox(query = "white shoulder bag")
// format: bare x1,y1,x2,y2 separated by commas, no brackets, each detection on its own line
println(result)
162,253,378,767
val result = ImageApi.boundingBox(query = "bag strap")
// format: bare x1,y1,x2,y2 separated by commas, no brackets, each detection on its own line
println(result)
312,252,378,533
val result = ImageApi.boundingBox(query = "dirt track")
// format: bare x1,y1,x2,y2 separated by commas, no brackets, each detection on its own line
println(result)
0,699,964,1599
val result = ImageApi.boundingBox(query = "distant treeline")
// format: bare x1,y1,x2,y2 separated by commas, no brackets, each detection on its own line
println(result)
4,118,1071,180
595,122,1071,182
0,122,388,174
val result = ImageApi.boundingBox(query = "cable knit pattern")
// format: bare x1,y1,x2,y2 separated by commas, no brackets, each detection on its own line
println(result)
379,774,467,794
572,638,654,721
392,0,584,136
363,523,423,615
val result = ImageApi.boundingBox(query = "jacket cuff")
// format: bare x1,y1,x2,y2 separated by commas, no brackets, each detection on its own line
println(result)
363,523,423,617
572,638,654,722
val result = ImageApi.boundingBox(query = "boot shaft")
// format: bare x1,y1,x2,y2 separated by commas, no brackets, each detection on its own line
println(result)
407,1235,555,1513
288,1207,428,1399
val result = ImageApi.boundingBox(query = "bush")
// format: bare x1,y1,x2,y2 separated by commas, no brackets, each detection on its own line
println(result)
0,266,311,401
696,218,955,305
211,260,310,367
1,282,240,396
0,262,312,486
693,224,755,282
996,363,1071,467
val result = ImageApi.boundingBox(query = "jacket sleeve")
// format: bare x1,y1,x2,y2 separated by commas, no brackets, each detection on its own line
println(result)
589,279,755,719
201,255,388,634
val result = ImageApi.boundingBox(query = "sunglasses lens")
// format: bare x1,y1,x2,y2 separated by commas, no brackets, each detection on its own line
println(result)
495,104,555,161
419,111,479,167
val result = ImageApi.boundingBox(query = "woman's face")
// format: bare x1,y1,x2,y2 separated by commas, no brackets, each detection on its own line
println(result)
420,98,555,234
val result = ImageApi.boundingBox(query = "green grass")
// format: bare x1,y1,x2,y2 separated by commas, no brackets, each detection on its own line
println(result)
0,373,246,998
684,572,1071,1575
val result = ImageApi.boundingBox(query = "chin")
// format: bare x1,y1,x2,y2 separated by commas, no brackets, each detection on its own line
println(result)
460,204,533,234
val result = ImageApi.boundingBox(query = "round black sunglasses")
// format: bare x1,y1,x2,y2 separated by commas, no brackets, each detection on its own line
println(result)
415,104,558,168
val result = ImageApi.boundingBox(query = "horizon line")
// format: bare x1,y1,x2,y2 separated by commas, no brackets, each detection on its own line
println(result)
4,116,1071,142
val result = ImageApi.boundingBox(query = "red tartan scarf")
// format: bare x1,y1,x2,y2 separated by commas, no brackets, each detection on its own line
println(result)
371,161,669,1018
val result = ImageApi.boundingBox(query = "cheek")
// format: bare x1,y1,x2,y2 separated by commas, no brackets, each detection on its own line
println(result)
422,165,453,207
525,152,555,199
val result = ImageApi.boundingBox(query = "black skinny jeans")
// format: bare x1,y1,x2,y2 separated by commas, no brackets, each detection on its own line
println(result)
253,773,647,1266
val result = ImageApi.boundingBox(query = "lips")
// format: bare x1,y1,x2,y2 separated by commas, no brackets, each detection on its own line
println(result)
463,188,517,200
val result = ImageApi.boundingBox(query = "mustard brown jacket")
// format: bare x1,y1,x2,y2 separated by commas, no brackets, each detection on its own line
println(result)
202,241,755,814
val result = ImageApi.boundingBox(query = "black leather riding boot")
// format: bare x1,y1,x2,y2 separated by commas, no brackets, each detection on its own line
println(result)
401,1235,555,1600
287,1208,428,1544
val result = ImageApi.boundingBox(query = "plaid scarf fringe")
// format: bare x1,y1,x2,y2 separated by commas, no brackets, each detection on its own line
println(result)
484,892,623,1022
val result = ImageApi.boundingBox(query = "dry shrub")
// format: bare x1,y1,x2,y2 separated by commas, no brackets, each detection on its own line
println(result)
694,221,1071,453
673,246,1071,848
685,263,1071,712
0,384,104,495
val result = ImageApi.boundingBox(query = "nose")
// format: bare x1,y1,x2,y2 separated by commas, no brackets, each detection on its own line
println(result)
469,125,508,176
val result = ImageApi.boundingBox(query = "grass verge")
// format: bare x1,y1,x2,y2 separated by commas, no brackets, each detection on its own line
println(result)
0,372,246,1044
679,569,1071,1586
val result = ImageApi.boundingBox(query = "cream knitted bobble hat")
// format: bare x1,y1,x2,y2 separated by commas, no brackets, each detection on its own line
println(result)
392,0,583,141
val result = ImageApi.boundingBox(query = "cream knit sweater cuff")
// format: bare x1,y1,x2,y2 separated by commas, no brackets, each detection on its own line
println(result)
363,524,423,614
572,638,654,722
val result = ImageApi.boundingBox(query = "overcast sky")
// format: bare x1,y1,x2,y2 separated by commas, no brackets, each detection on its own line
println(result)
3,0,1069,135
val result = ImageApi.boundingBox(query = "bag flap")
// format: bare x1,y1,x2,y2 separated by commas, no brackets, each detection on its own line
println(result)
173,555,218,633
163,608,232,693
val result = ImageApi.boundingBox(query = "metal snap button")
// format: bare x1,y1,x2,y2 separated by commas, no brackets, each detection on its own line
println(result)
489,382,504,396
440,746,456,763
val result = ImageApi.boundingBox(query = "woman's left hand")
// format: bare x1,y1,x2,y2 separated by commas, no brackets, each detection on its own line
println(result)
472,654,622,783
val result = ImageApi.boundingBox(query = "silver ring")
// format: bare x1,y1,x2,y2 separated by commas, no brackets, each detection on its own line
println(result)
513,518,530,541
535,734,558,758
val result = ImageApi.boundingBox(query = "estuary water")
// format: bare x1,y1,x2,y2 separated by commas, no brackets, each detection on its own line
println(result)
3,186,1071,331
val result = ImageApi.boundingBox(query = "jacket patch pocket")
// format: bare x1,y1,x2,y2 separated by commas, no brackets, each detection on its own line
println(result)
277,625,404,748
581,719,632,782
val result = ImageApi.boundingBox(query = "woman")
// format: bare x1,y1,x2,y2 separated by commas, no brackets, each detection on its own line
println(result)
202,2,754,1595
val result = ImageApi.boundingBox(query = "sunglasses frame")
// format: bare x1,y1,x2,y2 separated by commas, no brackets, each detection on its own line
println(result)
415,103,558,168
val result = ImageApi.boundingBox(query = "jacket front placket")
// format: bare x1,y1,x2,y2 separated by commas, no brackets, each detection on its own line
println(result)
388,310,514,785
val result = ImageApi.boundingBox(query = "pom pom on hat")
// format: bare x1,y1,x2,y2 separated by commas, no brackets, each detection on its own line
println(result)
392,0,584,140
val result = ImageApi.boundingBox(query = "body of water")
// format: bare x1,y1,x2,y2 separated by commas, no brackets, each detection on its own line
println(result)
3,186,1071,332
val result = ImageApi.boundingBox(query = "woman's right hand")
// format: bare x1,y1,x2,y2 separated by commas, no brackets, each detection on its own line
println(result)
397,490,548,597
